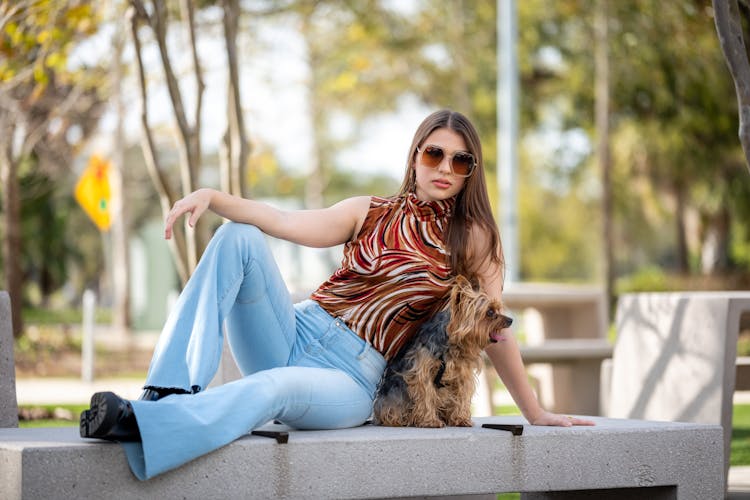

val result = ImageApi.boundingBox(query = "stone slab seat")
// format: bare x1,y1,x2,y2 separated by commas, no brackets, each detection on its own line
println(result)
0,416,722,499
0,291,18,428
605,291,750,494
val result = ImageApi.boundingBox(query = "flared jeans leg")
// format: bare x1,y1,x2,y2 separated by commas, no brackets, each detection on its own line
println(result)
122,223,387,480
123,301,386,481
144,222,296,392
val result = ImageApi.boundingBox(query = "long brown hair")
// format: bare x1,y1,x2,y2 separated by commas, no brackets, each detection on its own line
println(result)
398,109,504,283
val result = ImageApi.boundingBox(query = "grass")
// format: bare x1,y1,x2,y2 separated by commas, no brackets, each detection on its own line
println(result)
18,404,87,428
733,404,750,466
22,306,111,325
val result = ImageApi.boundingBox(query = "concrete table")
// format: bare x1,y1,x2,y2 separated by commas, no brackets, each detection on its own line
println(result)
520,339,613,416
503,283,609,416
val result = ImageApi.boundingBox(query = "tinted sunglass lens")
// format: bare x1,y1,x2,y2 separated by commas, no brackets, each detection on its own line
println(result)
452,153,474,176
423,146,444,167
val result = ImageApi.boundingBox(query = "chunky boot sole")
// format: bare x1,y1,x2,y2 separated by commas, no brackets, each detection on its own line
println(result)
80,392,118,438
80,392,141,441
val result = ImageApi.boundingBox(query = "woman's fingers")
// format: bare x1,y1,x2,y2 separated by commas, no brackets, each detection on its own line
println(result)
164,191,210,240
164,202,193,240
532,410,596,427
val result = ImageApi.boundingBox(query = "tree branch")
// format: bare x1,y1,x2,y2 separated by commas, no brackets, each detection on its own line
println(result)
713,0,750,172
129,5,189,284
181,0,204,177
21,84,86,158
222,0,250,197
0,0,33,32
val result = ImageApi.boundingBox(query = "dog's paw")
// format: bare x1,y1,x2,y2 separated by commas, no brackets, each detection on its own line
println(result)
449,418,474,427
416,419,446,428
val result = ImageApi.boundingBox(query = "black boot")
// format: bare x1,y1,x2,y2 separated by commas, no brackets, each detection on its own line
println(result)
138,386,192,401
80,392,141,441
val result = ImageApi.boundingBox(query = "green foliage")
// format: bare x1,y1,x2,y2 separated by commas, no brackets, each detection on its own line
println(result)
246,147,307,199
615,266,670,295
494,405,522,416
6,0,750,314
20,171,74,303
0,1,101,88
324,170,400,204
512,0,750,281
738,335,750,357
1,0,108,317
17,164,108,308
22,306,110,325
519,191,599,282
733,220,750,269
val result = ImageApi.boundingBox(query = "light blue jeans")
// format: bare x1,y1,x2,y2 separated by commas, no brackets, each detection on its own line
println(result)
121,223,386,480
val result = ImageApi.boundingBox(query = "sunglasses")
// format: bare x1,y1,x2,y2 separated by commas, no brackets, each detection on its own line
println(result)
417,145,476,177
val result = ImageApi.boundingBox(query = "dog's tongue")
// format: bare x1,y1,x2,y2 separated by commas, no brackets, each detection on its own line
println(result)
490,331,507,343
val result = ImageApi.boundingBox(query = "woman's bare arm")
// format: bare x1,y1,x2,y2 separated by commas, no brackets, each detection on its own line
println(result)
471,225,594,426
164,188,370,248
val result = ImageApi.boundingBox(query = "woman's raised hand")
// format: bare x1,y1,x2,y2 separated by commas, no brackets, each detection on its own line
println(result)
164,188,212,240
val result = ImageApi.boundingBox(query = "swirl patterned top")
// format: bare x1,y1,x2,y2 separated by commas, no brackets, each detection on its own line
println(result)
312,192,455,360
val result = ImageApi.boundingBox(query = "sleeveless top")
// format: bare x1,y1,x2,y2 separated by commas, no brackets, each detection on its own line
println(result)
312,192,455,360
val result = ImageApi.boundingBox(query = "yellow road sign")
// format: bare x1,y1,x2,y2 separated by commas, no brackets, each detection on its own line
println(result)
75,155,111,231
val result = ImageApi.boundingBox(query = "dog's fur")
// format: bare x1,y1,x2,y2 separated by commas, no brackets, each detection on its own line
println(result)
373,276,513,428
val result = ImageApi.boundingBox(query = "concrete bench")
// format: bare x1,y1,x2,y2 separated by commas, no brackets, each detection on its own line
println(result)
0,416,722,499
604,291,750,493
0,291,18,428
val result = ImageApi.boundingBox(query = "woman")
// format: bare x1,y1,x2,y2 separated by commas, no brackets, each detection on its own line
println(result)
80,109,594,480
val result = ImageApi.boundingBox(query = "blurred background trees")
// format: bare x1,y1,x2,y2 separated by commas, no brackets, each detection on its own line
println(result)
1,0,748,338
0,0,107,336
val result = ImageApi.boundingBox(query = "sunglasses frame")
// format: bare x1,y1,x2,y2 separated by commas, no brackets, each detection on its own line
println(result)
416,145,476,178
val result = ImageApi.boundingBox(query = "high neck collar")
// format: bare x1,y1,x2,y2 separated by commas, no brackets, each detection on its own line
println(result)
404,192,455,221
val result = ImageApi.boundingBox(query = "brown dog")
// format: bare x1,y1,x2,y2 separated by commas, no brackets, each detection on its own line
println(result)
373,276,513,427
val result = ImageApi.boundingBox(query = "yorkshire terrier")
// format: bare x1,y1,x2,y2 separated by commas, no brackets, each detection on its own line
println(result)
373,276,513,428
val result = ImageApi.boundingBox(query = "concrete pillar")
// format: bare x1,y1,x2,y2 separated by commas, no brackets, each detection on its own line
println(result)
0,291,19,427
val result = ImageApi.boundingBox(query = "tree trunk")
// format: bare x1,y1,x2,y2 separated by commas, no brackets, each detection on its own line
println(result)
221,0,250,198
448,1,472,114
595,0,614,317
701,207,731,274
129,0,207,285
129,4,190,285
151,0,199,272
673,182,689,273
110,25,131,333
713,0,750,173
0,124,24,338
301,13,326,210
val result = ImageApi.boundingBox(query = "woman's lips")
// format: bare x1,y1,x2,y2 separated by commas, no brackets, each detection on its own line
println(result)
432,179,452,189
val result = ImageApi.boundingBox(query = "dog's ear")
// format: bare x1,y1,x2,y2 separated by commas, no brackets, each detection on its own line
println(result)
454,274,472,291
450,274,473,308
